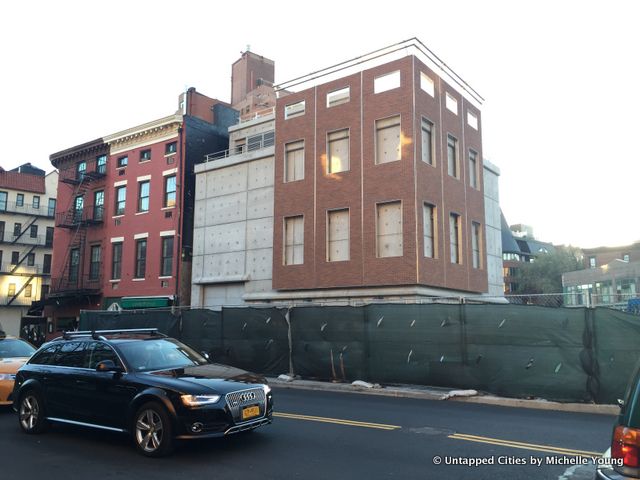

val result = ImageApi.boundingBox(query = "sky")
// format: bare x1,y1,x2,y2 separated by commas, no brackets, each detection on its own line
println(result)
1,0,637,249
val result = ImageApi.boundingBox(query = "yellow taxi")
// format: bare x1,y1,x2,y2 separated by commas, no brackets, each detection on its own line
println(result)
0,333,36,405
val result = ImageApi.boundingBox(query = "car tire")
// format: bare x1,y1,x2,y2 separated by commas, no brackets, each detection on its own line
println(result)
18,390,48,434
133,402,174,457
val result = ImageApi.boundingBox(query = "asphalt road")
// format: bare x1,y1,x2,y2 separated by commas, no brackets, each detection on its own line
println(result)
0,388,616,480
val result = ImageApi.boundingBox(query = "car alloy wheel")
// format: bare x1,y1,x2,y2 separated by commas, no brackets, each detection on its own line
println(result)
18,391,47,434
133,402,173,457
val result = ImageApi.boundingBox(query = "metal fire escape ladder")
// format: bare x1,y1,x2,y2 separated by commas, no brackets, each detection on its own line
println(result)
10,244,37,275
11,217,38,244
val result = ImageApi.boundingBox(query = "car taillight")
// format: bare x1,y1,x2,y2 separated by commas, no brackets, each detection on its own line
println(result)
613,426,640,468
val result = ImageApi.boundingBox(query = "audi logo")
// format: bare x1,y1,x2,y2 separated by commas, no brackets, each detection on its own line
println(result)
239,392,256,402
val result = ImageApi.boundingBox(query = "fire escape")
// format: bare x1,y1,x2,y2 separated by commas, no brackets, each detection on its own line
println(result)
4,219,42,306
51,158,105,299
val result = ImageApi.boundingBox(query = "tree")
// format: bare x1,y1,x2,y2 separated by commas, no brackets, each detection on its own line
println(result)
514,246,582,295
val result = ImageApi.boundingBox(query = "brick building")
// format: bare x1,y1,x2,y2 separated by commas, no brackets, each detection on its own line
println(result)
45,89,235,332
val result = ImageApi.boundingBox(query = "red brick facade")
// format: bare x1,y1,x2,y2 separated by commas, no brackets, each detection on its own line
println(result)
273,56,488,294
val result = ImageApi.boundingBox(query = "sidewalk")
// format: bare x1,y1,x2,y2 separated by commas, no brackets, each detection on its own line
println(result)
268,376,619,416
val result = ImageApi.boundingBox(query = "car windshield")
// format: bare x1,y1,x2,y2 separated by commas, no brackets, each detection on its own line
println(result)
117,338,208,372
0,339,36,358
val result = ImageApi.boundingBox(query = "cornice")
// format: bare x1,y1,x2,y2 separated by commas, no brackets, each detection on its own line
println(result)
104,114,183,154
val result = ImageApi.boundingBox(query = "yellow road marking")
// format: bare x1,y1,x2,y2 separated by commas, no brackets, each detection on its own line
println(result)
449,433,602,457
274,412,401,430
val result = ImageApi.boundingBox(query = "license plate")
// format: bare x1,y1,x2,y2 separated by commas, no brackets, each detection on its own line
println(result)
242,405,260,420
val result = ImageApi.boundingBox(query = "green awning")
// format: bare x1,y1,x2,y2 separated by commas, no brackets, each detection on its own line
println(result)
120,297,171,309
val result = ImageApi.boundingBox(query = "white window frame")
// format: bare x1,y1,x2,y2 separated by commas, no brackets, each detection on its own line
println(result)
284,100,306,119
284,215,304,265
423,203,436,258
327,87,350,107
375,115,402,165
327,129,350,174
420,72,435,97
376,201,403,258
374,70,401,94
327,209,350,262
284,140,305,182
445,92,458,115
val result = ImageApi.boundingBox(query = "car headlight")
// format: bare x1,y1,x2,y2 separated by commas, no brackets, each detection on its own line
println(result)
180,394,221,407
0,374,13,381
263,384,271,395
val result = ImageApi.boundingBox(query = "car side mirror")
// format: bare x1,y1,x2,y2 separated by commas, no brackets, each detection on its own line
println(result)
96,360,123,373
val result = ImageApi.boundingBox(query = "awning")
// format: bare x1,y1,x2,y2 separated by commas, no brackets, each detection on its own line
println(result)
119,296,172,309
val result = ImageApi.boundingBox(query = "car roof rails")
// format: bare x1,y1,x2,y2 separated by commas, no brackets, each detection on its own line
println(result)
61,328,166,341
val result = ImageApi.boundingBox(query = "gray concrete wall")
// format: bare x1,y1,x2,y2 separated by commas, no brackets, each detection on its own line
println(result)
192,116,276,308
483,159,503,297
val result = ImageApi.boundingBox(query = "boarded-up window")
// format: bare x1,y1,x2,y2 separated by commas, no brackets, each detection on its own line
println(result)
447,134,458,178
375,115,401,164
469,150,478,189
420,72,435,97
421,118,434,165
327,209,349,262
472,222,482,269
285,140,304,182
285,100,305,119
327,87,350,107
377,201,402,258
374,70,401,93
327,129,349,173
284,216,304,265
467,111,478,130
449,213,461,264
445,92,458,114
423,203,436,258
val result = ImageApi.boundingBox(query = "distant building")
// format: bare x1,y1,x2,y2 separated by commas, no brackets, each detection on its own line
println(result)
0,165,57,339
231,51,276,121
563,242,640,307
45,89,235,334
501,215,555,294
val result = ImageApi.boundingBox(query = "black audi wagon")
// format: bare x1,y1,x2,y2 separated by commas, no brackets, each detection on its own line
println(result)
12,329,273,456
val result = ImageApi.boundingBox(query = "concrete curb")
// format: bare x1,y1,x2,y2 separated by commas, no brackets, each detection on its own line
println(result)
268,377,619,416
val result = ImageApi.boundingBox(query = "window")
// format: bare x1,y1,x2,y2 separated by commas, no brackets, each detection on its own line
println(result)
27,253,35,266
285,140,305,182
76,161,87,180
43,254,51,274
449,213,461,264
8,283,15,297
421,118,434,165
74,195,84,221
327,87,350,107
117,156,128,168
445,92,458,114
94,190,104,221
111,242,122,280
90,245,101,280
165,142,177,155
284,100,305,119
423,203,436,258
589,256,596,268
115,186,126,215
32,196,40,209
30,224,37,238
467,111,478,130
13,223,21,237
16,193,24,207
472,222,482,268
140,149,151,162
11,251,19,265
69,248,80,282
327,209,349,262
24,284,32,298
48,198,56,217
375,115,401,164
420,72,435,97
164,175,176,207
96,154,107,174
284,216,304,265
45,227,54,247
135,239,147,278
0,221,4,242
137,181,150,212
327,129,349,174
376,201,402,258
0,192,7,211
469,150,478,188
374,70,401,93
447,135,458,178
86,343,120,370
161,236,174,277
